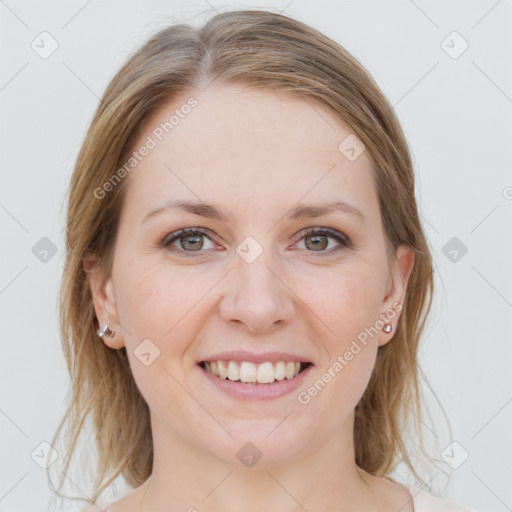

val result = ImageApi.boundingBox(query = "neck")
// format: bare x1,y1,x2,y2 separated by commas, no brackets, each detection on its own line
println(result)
136,412,377,512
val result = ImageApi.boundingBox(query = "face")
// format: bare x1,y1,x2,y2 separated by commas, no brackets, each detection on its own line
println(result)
89,83,414,469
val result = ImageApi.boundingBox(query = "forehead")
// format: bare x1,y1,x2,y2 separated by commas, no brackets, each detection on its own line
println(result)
122,84,379,226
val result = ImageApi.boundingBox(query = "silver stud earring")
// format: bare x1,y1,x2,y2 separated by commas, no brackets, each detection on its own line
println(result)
382,323,393,334
97,324,115,338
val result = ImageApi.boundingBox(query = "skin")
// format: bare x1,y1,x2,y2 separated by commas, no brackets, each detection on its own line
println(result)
86,83,415,512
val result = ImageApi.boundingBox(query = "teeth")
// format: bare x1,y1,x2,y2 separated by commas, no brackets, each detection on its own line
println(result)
218,361,228,379
227,361,239,381
240,361,257,382
285,362,295,379
275,361,286,380
202,360,306,383
257,362,274,383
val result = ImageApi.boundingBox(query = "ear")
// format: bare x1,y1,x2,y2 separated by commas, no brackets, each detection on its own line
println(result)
378,244,415,347
83,252,125,349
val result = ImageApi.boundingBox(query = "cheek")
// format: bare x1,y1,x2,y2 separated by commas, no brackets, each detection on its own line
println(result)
112,257,224,384
112,259,210,418
321,345,377,421
113,257,224,356
297,263,385,344
294,264,382,406
115,267,178,341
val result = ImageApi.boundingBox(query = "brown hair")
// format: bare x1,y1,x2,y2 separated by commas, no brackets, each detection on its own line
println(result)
50,8,438,506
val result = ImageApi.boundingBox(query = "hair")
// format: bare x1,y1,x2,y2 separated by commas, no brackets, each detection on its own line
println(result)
50,8,440,507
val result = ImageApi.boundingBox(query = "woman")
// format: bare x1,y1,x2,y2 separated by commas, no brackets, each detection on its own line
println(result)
51,9,477,512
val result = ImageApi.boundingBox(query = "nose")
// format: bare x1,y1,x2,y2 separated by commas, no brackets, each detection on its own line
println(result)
219,251,295,333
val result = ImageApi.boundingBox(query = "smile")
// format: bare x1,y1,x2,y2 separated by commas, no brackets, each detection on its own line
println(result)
199,360,312,384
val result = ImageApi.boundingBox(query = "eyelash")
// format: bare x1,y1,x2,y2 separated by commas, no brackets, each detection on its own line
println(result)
161,227,351,258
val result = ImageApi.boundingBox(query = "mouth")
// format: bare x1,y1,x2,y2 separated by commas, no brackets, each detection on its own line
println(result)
198,360,313,385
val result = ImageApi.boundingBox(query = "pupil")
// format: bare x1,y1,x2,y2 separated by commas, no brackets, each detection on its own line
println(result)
306,235,327,251
182,234,203,251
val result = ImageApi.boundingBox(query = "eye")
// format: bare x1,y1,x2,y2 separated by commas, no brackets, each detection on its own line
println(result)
293,227,351,255
162,228,216,256
162,226,351,258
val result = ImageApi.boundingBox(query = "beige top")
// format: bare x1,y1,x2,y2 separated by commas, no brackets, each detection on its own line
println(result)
407,485,478,511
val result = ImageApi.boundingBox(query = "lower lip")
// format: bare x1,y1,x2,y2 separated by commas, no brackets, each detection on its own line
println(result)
198,364,314,401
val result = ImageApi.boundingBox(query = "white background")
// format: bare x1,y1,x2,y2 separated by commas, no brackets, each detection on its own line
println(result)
1,1,511,511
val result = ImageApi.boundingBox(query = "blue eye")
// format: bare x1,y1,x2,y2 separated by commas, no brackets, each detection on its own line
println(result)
162,227,351,257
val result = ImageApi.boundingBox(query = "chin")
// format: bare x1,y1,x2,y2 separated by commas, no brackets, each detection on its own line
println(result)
201,423,311,469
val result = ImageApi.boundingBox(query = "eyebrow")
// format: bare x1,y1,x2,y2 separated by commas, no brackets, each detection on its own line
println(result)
142,199,365,224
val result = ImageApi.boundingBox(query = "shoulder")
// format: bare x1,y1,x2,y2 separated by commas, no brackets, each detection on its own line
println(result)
408,485,479,512
79,482,148,511
80,503,112,511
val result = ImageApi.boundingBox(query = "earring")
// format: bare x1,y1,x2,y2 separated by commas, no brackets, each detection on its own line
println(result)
97,324,115,338
382,323,393,334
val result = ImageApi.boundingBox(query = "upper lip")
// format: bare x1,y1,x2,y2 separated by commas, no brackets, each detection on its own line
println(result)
198,350,313,365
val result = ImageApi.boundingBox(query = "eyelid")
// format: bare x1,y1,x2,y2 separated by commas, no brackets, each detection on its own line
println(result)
161,226,352,256
161,227,217,256
293,226,351,248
